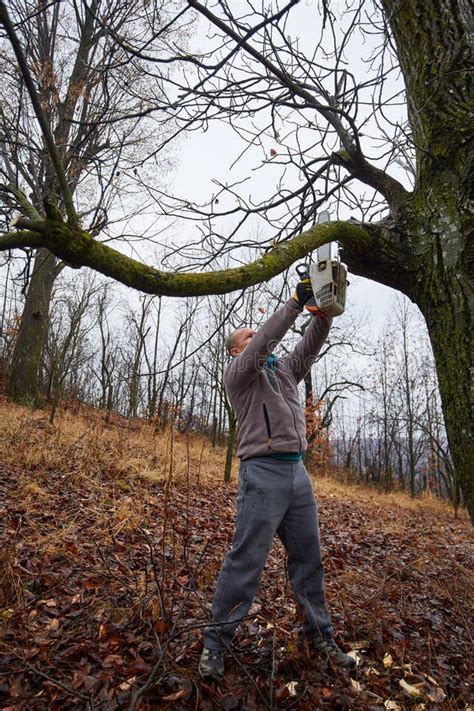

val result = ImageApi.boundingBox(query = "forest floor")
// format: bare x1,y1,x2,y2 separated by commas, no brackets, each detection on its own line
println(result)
0,398,472,710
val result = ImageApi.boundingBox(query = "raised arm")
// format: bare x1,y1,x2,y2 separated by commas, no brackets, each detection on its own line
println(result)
224,298,302,390
281,315,332,383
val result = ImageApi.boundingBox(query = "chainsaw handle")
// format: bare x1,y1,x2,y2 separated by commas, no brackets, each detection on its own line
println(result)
296,262,310,279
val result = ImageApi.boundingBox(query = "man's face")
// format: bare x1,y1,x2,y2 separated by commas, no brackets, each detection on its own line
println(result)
230,328,256,356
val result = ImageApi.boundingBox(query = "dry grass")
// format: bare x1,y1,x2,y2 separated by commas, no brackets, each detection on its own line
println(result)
0,395,468,527
0,546,22,608
312,470,460,521
0,396,227,487
0,397,231,563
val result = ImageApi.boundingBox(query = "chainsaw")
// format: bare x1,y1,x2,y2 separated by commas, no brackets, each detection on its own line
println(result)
296,242,348,318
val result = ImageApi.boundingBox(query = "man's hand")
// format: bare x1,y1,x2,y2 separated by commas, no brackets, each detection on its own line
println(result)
292,278,314,307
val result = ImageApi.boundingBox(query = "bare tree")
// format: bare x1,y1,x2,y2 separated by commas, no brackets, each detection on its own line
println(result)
199,294,237,479
0,0,180,402
43,274,100,422
7,251,63,404
395,298,426,496
95,284,120,421
0,1,471,519
125,298,153,418
338,297,458,502
142,297,162,420
366,329,397,490
0,257,20,380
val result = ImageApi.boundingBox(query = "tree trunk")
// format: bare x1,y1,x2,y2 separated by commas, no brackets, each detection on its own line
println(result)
224,408,236,483
6,249,60,405
396,160,473,518
380,0,473,519
420,284,472,520
105,384,113,424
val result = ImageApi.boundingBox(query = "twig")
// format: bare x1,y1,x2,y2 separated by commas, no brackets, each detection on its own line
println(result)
226,642,273,710
128,541,210,711
23,663,91,704
269,625,277,710
286,683,309,708
141,527,169,626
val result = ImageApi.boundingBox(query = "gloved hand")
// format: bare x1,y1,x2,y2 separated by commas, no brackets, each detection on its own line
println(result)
292,278,314,307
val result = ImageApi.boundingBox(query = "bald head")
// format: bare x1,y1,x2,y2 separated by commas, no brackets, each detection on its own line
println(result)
226,327,255,356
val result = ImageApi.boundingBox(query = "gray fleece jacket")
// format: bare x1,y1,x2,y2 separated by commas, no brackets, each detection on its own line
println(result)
224,299,331,460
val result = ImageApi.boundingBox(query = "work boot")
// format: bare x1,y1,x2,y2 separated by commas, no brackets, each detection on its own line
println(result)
198,647,225,679
310,634,356,669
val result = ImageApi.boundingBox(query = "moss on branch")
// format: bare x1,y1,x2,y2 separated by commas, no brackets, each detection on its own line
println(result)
2,215,408,296
0,230,44,251
5,216,402,296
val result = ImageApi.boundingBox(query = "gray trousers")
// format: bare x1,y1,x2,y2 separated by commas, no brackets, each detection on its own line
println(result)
203,457,332,651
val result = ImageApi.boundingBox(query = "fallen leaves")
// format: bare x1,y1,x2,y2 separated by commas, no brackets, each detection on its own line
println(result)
347,649,363,666
399,678,422,697
161,688,187,701
0,456,472,710
383,652,394,668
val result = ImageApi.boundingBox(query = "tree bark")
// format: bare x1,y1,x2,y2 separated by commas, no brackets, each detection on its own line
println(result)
6,249,61,405
374,0,472,519
420,269,472,520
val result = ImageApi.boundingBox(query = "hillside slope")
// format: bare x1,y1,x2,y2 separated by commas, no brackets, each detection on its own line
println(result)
1,400,472,710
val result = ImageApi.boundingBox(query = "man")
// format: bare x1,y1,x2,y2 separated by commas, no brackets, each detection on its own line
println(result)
199,278,355,679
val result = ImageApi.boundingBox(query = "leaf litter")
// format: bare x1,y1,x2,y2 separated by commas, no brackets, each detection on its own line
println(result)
0,456,472,710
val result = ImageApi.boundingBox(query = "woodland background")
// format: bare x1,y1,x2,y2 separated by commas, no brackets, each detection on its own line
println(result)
0,0,472,708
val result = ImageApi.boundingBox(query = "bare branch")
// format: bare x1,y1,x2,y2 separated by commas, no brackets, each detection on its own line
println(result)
0,0,78,223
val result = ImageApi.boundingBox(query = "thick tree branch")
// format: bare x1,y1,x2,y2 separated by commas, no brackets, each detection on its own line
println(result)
54,0,97,155
332,150,410,214
3,217,407,297
0,230,44,250
339,218,410,294
0,182,41,221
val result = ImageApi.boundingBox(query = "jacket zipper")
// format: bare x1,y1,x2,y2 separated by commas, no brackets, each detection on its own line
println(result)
262,402,272,449
289,399,302,451
264,391,302,452
282,392,302,452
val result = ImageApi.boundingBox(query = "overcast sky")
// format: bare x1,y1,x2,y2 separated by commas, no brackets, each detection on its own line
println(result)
163,0,412,334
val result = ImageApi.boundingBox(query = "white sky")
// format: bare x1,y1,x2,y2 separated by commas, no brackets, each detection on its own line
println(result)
162,0,410,334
